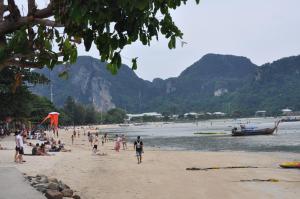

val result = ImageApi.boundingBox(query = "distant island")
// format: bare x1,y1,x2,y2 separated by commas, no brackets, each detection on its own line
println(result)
32,53,300,117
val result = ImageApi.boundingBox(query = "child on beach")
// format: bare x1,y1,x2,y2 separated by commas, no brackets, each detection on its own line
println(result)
134,136,143,164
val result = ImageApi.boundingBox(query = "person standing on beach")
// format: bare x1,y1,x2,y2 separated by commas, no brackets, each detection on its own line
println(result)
101,135,105,146
104,133,108,142
134,136,143,164
88,132,93,146
114,134,121,152
93,134,99,154
71,134,74,145
14,131,19,162
15,131,25,163
122,134,127,150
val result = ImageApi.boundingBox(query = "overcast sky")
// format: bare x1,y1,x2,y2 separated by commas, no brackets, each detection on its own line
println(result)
24,0,300,81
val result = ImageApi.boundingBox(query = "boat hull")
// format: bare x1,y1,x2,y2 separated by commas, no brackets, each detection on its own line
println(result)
232,128,275,136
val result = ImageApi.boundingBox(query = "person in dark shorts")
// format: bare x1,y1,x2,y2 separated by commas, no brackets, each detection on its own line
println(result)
134,136,143,164
15,130,25,163
93,134,99,154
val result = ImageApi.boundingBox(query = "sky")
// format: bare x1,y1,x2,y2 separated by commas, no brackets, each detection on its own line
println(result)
20,0,300,81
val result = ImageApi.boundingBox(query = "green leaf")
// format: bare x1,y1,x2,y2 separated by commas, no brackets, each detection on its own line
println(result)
70,48,78,64
83,29,93,51
58,71,69,80
168,35,176,49
107,63,118,75
131,58,138,70
135,0,149,10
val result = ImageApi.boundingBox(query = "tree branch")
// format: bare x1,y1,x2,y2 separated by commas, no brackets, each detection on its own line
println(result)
35,1,53,18
34,18,63,27
27,0,36,16
6,59,44,68
0,15,62,35
7,0,20,21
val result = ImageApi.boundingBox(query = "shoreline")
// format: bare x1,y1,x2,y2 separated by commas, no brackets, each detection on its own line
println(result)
1,129,300,199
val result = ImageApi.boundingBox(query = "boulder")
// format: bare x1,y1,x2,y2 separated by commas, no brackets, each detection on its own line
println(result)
58,181,70,191
48,177,59,183
48,182,59,190
30,181,38,186
34,183,48,193
45,190,63,199
72,195,81,199
39,176,48,183
61,189,73,197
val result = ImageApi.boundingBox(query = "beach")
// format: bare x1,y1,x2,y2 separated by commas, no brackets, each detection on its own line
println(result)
0,128,299,199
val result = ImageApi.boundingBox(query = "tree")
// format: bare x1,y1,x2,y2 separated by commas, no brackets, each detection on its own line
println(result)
0,0,200,75
105,108,127,124
0,66,49,121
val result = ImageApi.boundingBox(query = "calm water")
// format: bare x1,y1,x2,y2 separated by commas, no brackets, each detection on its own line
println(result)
98,118,300,153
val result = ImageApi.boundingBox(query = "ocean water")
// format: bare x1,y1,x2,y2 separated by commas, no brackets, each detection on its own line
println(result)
98,118,300,153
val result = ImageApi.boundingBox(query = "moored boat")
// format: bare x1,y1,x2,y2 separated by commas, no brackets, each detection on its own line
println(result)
232,121,280,136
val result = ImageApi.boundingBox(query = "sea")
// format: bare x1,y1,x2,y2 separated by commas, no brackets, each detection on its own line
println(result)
98,117,300,153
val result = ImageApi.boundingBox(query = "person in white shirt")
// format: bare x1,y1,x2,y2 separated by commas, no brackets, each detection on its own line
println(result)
15,131,25,163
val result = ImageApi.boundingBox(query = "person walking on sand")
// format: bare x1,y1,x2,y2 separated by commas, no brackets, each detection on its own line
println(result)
93,134,99,154
14,131,20,162
88,131,93,147
71,134,74,145
134,136,143,164
122,134,127,150
114,134,121,152
15,130,25,163
101,135,105,146
104,133,108,142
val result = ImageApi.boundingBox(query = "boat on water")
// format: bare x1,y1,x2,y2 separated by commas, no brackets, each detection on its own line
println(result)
231,121,280,136
133,123,146,126
119,124,130,127
281,117,300,122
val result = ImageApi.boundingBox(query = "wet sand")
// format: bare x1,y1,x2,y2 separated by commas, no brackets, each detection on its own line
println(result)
0,128,299,199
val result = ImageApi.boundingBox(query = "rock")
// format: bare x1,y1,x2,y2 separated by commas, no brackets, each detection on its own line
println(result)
58,181,70,191
34,183,48,193
45,190,63,199
30,181,38,186
36,174,47,178
72,195,80,199
48,182,59,190
61,189,73,197
39,176,48,183
48,177,59,184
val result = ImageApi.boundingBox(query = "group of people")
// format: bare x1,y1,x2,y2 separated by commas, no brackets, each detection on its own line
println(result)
13,126,71,163
84,131,144,164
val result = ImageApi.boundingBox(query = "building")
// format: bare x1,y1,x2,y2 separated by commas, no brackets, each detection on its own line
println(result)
281,108,293,116
213,112,226,116
127,112,163,120
255,110,266,117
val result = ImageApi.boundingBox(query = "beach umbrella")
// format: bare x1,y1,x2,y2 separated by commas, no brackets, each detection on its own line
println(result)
41,112,60,129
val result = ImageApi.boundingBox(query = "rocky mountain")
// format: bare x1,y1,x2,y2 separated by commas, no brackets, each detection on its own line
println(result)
32,56,158,112
31,54,300,115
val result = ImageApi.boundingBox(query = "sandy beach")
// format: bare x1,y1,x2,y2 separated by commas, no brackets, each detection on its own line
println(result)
0,128,299,199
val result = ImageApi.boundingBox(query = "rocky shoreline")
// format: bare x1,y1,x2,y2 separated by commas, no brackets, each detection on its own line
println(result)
24,174,80,199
